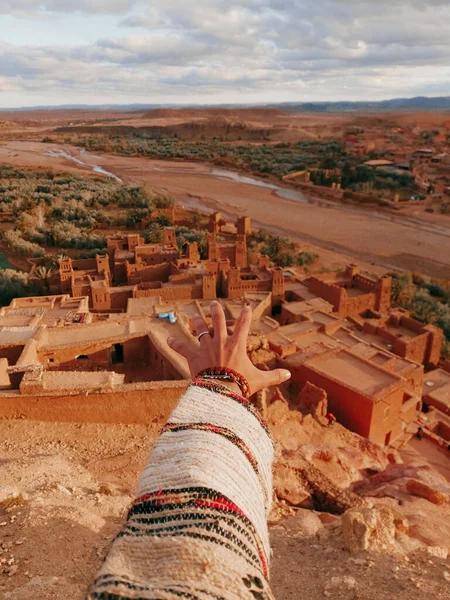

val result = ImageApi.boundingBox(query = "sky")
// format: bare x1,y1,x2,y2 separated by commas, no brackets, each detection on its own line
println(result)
0,0,449,108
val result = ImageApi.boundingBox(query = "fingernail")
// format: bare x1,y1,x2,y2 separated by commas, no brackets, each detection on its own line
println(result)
282,370,291,381
167,337,174,344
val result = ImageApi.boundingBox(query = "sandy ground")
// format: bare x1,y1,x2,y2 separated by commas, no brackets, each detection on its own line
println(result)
1,141,450,278
1,419,449,600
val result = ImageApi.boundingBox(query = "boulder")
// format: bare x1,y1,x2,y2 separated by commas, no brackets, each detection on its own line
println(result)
406,479,449,506
297,381,328,420
342,506,396,555
273,464,310,506
281,508,323,537
324,575,357,593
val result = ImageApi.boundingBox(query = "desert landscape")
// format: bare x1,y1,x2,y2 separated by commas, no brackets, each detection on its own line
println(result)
1,104,450,600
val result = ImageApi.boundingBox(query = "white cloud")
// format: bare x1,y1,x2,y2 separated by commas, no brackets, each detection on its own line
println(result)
0,0,449,106
0,0,139,15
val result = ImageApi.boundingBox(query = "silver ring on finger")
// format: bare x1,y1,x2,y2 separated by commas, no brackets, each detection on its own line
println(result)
198,331,211,342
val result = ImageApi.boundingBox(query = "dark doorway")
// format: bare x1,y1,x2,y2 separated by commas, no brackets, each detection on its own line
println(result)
384,431,392,447
76,355,89,360
112,343,124,365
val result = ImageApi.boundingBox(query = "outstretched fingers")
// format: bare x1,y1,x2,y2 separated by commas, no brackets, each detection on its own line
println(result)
258,367,291,390
192,313,212,346
232,305,252,346
167,336,195,360
210,301,227,342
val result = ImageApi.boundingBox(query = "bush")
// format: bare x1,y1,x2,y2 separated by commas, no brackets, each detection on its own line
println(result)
4,230,45,257
297,251,319,267
0,269,40,306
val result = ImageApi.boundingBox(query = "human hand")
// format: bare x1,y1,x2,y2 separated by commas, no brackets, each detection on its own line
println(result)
167,300,291,396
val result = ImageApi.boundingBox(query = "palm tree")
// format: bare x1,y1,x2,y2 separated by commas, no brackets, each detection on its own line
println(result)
34,265,54,294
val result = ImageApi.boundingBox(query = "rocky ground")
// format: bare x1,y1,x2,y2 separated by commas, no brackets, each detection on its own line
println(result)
0,405,449,599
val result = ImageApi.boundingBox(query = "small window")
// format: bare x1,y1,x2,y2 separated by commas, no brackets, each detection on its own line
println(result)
76,355,89,360
48,358,55,363
384,406,391,420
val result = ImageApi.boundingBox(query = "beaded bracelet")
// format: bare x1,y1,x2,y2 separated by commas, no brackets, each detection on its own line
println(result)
196,367,251,399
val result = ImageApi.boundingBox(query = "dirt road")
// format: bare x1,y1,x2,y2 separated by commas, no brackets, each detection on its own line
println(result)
2,141,450,277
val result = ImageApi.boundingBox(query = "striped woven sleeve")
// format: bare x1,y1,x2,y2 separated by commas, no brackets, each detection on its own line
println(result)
87,380,275,600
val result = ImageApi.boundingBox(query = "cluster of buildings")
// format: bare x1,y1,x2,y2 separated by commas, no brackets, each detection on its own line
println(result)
344,120,450,202
1,215,449,450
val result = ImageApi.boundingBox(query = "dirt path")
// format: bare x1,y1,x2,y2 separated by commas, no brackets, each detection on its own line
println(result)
2,141,450,277
1,420,449,600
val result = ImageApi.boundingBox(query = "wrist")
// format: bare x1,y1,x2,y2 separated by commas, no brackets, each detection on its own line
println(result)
195,367,251,398
209,378,242,396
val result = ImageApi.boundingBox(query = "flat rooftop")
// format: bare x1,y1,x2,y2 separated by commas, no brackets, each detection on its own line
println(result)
0,326,39,345
41,319,154,348
41,371,124,391
277,321,320,341
284,282,317,301
308,349,402,397
423,369,450,394
284,298,333,315
385,324,417,339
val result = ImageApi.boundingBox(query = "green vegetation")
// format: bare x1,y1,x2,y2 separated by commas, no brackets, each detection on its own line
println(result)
0,166,176,259
390,272,450,358
257,230,319,268
68,135,349,179
341,164,416,196
57,134,420,199
0,269,41,306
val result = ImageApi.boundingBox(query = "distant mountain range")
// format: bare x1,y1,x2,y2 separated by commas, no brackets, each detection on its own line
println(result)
272,96,450,113
1,95,450,113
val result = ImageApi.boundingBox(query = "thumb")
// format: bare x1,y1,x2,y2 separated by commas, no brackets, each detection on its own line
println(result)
259,368,291,390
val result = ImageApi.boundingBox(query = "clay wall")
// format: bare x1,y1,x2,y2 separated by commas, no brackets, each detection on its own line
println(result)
252,293,272,320
134,285,201,302
44,347,112,370
113,262,128,285
147,338,184,381
137,249,179,266
127,262,172,285
236,216,252,236
16,339,39,368
107,290,131,312
434,421,450,442
288,363,374,439
400,363,424,397
341,295,377,319
41,335,149,371
71,258,98,271
353,274,376,292
92,289,111,311
227,278,272,300
0,346,24,366
369,386,406,446
423,325,444,368
0,358,9,387
398,316,426,334
382,327,430,365
306,278,345,313
123,336,149,364
0,382,188,425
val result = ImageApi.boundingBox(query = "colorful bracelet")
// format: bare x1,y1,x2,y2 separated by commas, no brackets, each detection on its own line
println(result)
196,367,251,399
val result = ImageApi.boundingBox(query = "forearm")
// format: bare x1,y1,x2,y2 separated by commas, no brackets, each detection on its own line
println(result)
87,380,275,600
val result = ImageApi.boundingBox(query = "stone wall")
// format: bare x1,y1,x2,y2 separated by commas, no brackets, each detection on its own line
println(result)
0,381,188,425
